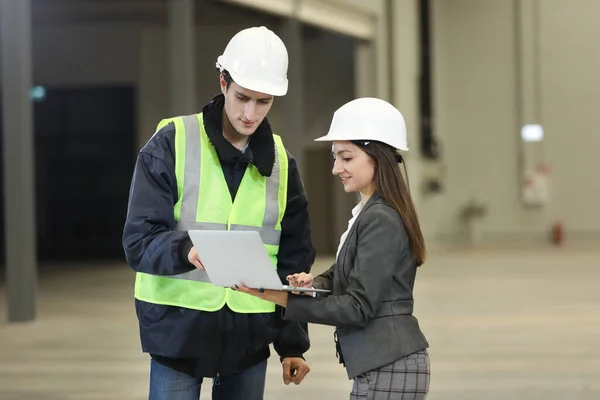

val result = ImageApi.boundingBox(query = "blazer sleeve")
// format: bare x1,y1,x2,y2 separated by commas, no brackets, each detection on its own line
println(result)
312,263,335,291
284,205,407,328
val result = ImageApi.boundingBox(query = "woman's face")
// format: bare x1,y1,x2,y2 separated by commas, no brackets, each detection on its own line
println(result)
331,141,376,201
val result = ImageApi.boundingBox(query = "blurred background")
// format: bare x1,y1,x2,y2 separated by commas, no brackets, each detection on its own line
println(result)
0,0,598,399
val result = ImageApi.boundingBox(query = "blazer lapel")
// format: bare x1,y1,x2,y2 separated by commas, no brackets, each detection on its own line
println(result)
335,193,382,275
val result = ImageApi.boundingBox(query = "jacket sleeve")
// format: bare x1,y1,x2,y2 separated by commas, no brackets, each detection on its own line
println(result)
312,263,335,291
122,126,195,276
283,205,406,328
274,152,316,280
272,152,315,360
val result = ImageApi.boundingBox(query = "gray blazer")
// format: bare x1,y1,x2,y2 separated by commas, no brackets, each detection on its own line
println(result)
284,192,429,379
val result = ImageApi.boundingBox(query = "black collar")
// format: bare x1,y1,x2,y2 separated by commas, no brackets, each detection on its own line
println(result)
201,94,276,177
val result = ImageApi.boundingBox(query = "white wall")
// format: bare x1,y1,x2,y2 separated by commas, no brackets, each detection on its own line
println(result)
538,0,600,235
430,0,600,241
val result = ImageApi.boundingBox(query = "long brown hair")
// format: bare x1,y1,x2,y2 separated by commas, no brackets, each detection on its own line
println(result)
354,140,426,266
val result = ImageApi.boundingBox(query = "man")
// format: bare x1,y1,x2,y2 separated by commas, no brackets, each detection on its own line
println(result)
122,26,315,400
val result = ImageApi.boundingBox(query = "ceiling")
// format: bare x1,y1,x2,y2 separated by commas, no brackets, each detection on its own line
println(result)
31,0,276,25
29,0,327,38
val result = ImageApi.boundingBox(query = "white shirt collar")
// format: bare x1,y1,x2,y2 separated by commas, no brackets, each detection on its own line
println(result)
351,201,364,217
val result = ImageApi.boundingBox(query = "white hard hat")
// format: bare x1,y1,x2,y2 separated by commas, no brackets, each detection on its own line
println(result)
216,26,288,96
315,97,409,151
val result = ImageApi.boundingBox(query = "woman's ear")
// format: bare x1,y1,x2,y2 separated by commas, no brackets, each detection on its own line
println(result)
219,74,227,95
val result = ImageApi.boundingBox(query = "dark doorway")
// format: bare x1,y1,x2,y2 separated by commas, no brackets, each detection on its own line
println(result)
0,85,136,263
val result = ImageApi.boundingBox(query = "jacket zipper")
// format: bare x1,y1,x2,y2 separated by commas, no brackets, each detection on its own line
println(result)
214,305,231,386
214,331,227,386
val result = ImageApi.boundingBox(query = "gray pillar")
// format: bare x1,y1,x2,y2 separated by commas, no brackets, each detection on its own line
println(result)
354,39,377,98
0,0,37,323
375,1,392,102
389,0,423,207
353,11,391,102
280,16,305,176
138,25,169,148
330,39,377,240
168,0,197,115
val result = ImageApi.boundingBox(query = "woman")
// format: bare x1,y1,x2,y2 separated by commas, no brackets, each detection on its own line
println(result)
236,97,430,399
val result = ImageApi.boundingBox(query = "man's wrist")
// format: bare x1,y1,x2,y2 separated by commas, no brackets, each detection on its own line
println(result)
280,354,305,363
178,237,194,266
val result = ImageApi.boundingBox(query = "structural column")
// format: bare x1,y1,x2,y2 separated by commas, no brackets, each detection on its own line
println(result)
341,2,395,241
354,40,377,99
389,0,423,208
0,0,37,322
353,8,389,101
328,37,378,242
138,25,168,147
375,1,392,103
168,0,197,115
353,1,431,236
280,12,305,176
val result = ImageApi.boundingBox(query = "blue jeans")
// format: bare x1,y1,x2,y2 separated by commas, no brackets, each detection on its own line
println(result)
148,358,268,400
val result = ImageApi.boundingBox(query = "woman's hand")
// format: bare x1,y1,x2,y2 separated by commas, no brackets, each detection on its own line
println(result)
233,285,289,307
286,273,314,288
286,273,314,295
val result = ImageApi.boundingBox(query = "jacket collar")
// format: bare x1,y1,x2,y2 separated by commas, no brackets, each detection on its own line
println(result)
362,191,383,209
201,93,276,177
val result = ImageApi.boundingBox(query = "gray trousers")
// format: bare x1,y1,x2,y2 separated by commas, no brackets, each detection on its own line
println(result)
350,349,430,400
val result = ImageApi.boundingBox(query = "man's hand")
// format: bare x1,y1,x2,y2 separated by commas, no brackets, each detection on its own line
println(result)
281,357,310,385
187,246,205,270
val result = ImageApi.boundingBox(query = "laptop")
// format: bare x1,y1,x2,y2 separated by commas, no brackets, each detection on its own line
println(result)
187,230,331,294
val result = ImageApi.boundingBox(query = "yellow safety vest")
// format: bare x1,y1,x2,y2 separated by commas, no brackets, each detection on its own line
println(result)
134,113,288,313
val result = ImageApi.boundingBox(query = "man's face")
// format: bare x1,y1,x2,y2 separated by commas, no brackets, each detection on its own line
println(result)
221,75,274,136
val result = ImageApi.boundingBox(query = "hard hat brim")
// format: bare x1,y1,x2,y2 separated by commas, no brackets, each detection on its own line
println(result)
313,134,332,142
314,133,409,151
218,57,288,96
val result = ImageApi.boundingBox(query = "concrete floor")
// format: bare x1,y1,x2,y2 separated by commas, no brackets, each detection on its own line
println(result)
0,245,598,399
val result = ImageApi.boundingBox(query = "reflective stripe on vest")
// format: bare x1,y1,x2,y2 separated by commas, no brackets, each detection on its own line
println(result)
134,113,288,313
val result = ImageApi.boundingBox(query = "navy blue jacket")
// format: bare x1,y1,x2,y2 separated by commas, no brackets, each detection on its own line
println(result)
122,94,315,378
